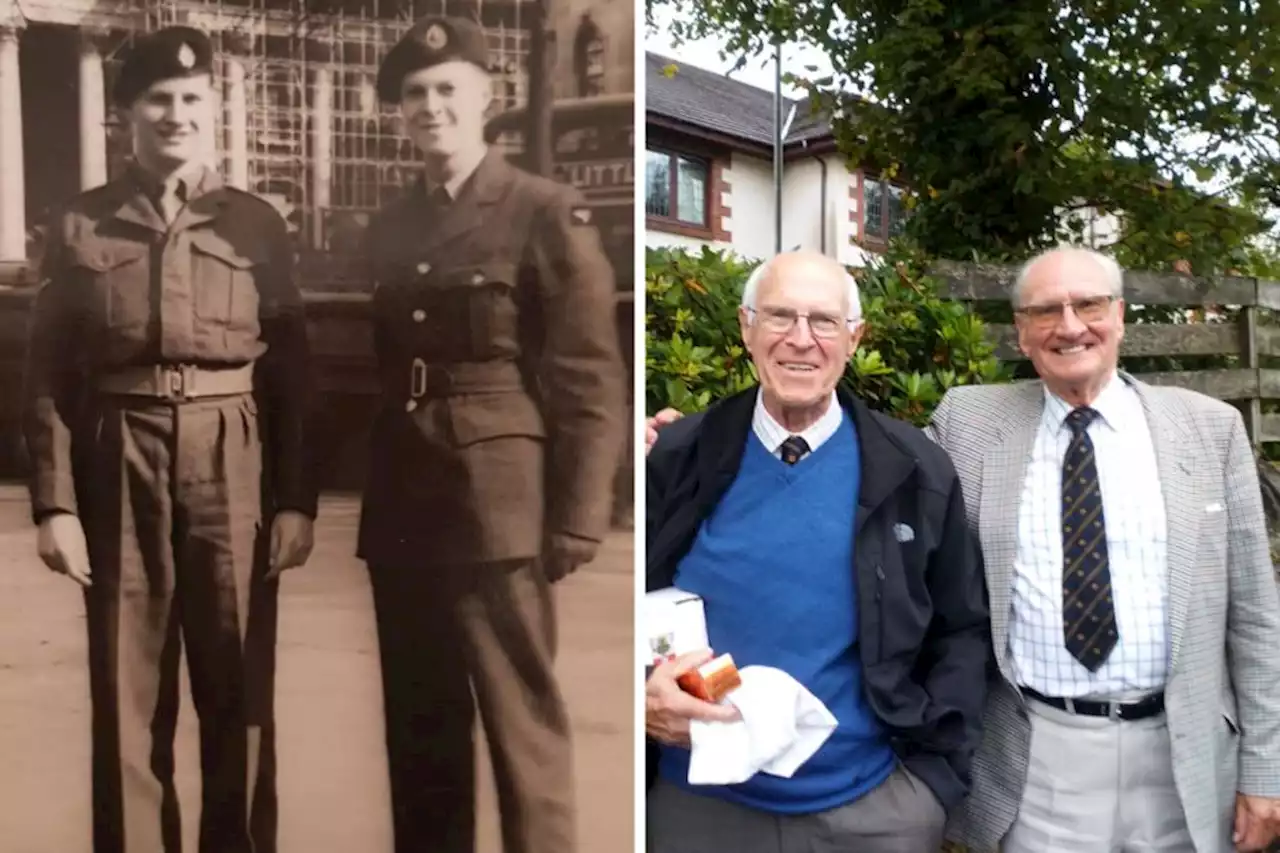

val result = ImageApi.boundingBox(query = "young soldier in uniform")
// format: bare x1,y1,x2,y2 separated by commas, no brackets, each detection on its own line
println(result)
358,15,626,853
21,26,316,853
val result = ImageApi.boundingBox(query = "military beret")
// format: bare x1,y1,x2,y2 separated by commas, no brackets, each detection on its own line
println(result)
112,26,215,108
376,16,490,103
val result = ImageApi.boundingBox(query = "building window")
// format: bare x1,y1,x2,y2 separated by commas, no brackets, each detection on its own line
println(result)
863,177,907,242
646,149,709,227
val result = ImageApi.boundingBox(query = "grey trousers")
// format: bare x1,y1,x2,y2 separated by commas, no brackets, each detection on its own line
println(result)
647,765,946,853
1001,697,1196,853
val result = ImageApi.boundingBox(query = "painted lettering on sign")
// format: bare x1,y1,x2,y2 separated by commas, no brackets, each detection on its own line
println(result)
554,159,634,190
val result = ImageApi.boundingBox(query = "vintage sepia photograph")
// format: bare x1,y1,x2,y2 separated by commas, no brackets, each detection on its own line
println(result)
0,0,635,851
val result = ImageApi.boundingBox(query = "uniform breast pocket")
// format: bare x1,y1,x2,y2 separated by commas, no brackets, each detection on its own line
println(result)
69,242,150,332
188,231,263,329
465,262,522,353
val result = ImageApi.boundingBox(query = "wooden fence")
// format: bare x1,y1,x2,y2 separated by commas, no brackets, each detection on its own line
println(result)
930,259,1280,449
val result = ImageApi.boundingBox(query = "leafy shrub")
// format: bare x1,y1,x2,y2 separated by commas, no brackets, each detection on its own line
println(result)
644,244,1011,425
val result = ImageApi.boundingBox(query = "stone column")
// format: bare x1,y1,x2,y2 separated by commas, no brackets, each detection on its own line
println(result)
222,34,250,190
0,21,25,262
78,28,111,191
310,66,333,249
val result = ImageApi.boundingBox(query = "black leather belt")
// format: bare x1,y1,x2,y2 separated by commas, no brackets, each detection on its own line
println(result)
397,360,525,412
1021,686,1165,721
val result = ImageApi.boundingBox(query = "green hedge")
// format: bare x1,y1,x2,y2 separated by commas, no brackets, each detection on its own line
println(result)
644,244,1012,423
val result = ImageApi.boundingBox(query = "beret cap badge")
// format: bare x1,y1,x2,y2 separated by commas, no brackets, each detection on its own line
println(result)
177,43,196,70
424,24,448,49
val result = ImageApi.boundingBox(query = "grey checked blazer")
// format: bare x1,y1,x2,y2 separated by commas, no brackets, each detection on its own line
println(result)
928,374,1280,853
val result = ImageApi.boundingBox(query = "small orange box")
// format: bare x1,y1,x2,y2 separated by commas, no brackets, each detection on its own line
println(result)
677,653,742,703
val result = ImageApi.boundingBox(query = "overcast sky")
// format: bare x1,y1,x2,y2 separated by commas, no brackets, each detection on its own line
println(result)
644,7,834,100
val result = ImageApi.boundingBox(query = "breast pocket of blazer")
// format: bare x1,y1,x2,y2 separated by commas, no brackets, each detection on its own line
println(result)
188,231,264,330
69,241,151,332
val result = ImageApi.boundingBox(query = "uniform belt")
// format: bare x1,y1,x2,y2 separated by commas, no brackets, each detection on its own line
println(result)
404,359,525,401
96,363,255,400
1021,686,1165,721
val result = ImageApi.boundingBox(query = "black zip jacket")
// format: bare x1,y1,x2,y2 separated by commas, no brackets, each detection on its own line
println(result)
645,383,991,813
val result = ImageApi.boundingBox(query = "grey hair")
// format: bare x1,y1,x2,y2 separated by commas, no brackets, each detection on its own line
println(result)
1012,246,1124,308
740,253,864,323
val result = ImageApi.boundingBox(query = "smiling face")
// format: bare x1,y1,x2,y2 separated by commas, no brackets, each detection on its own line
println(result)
739,253,863,425
399,61,491,158
1015,250,1125,405
127,74,215,171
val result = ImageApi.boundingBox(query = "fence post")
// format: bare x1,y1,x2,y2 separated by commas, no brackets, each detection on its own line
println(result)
1241,278,1263,448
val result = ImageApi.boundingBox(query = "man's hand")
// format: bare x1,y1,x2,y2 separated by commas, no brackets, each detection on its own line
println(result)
265,510,314,581
1234,793,1280,851
645,649,741,748
645,408,684,456
36,513,92,588
544,533,598,583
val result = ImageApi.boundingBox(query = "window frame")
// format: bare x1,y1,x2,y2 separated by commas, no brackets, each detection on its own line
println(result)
644,147,712,231
860,174,909,246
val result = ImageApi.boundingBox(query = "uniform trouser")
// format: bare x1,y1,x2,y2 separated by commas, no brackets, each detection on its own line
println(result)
366,558,576,853
79,393,275,853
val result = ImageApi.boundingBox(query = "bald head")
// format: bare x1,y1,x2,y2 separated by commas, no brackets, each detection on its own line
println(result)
1013,247,1123,309
741,251,863,323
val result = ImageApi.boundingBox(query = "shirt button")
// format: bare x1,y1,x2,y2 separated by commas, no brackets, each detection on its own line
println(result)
416,262,431,275
405,399,418,413
411,309,426,322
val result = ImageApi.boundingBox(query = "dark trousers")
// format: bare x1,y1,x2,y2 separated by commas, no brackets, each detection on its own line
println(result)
367,559,576,853
80,394,276,853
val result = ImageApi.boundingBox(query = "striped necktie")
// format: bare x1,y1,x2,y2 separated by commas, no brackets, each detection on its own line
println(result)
1061,406,1117,671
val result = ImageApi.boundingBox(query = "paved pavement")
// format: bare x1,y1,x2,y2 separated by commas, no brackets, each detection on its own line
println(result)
0,487,635,853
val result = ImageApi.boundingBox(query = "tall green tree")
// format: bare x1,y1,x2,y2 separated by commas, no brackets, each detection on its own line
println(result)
647,0,1280,267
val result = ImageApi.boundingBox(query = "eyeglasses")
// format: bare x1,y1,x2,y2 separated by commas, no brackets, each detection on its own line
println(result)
747,307,856,339
1015,295,1116,328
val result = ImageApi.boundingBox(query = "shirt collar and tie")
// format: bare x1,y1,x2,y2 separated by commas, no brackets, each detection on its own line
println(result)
130,162,208,225
751,389,843,465
421,145,490,205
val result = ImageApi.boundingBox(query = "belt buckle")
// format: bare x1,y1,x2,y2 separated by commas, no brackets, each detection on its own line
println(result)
159,365,196,400
1109,701,1123,721
410,358,427,399
1062,697,1076,715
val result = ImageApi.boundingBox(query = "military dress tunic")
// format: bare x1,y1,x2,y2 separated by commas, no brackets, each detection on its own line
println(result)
357,148,625,567
22,165,315,853
356,146,626,853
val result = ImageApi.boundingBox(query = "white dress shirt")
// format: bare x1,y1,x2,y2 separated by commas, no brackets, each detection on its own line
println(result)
1009,372,1170,698
752,391,843,459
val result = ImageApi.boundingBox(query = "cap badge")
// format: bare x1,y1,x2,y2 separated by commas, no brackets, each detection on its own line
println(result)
424,24,448,49
177,43,196,69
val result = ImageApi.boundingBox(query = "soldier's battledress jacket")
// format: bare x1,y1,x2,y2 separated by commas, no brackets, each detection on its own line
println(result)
23,166,316,522
356,149,626,567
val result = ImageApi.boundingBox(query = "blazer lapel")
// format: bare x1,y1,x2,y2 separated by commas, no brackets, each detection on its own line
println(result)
1129,376,1197,674
981,381,1044,682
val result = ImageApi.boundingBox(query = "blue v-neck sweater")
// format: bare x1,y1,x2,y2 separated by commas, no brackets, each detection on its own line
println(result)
658,414,896,814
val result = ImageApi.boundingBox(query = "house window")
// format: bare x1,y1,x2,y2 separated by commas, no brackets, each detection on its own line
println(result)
645,149,709,227
863,177,907,242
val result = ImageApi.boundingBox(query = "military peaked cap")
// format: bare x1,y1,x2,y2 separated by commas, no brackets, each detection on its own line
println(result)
113,26,215,108
376,16,490,103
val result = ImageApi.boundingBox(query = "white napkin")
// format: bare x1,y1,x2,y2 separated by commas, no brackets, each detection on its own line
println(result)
686,665,838,786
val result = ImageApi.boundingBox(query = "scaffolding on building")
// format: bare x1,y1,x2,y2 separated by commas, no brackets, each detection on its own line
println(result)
93,0,536,274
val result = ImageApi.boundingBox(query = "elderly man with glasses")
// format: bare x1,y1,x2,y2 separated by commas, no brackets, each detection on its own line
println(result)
648,245,1280,853
644,249,990,853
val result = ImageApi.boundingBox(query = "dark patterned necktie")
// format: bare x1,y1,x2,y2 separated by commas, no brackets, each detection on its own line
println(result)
780,435,809,465
1061,406,1117,671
